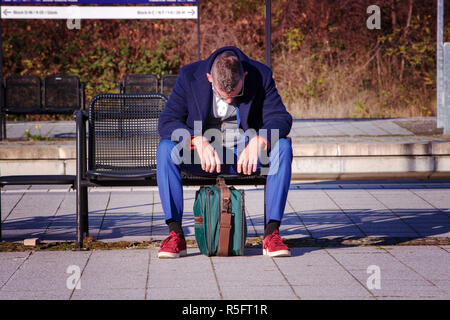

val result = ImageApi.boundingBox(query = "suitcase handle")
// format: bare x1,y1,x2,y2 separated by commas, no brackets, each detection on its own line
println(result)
216,176,227,187
216,177,232,256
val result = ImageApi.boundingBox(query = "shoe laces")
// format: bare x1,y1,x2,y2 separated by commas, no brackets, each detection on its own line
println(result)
270,231,286,246
161,231,183,249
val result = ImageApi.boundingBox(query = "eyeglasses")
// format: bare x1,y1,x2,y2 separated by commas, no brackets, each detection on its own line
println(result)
212,79,245,100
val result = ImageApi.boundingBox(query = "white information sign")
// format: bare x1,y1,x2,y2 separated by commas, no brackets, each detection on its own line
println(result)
0,5,197,19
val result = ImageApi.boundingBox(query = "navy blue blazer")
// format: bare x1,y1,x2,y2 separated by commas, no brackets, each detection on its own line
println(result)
158,46,292,149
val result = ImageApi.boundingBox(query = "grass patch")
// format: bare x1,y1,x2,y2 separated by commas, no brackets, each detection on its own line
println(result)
1,236,448,252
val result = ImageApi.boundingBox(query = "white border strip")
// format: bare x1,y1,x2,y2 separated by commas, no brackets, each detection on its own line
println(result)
0,6,197,19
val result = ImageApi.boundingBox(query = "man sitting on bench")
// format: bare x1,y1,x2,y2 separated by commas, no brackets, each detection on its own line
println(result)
157,46,293,258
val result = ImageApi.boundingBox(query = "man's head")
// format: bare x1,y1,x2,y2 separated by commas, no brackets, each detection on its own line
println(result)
207,51,247,104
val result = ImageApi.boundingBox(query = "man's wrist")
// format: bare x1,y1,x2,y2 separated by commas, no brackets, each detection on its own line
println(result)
191,135,208,149
251,135,268,151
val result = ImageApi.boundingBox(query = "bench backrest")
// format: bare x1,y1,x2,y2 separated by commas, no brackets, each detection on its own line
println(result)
121,74,158,94
44,75,82,113
88,93,167,176
161,74,178,98
4,75,41,113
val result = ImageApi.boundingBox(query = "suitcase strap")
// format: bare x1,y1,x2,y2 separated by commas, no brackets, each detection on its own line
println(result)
216,177,232,256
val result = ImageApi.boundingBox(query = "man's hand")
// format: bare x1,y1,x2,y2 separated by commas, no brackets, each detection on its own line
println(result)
191,135,221,173
237,136,267,175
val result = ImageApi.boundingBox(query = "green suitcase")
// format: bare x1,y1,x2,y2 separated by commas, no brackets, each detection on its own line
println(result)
194,177,247,256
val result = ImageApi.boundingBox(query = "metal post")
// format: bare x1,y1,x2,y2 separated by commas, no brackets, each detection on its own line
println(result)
265,0,271,69
197,0,201,60
75,110,88,249
437,0,444,128
445,43,450,134
0,18,4,141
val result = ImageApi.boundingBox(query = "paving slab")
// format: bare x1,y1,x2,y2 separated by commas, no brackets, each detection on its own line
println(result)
70,250,149,301
96,191,152,242
0,246,448,300
42,191,77,241
146,248,221,300
2,191,68,241
0,251,90,300
0,252,31,288
211,255,286,288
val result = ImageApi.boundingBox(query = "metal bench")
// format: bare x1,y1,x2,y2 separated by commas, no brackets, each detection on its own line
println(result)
161,74,178,98
0,75,83,239
75,93,267,249
116,73,178,98
44,75,85,113
0,175,76,241
0,74,85,140
117,74,159,94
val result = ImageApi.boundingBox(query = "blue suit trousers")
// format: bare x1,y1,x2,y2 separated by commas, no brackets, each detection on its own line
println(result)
156,138,293,225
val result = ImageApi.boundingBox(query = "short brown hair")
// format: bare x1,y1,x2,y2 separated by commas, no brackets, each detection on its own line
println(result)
211,51,244,93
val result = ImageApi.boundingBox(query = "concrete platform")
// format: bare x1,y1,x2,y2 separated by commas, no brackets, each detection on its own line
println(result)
1,181,449,300
1,245,449,301
0,118,449,301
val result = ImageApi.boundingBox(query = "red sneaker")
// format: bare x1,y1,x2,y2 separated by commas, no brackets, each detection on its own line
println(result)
158,231,187,259
263,230,291,257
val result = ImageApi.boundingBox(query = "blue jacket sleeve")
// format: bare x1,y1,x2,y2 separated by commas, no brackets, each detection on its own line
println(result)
158,69,194,144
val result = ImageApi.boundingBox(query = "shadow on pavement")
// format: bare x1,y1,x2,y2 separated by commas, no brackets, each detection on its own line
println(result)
1,180,449,256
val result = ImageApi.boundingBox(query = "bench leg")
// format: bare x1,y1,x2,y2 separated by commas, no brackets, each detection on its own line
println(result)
0,113,5,141
81,187,89,237
76,185,88,249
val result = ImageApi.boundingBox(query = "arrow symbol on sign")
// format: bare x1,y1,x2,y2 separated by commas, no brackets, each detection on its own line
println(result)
189,9,195,16
3,9,11,16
